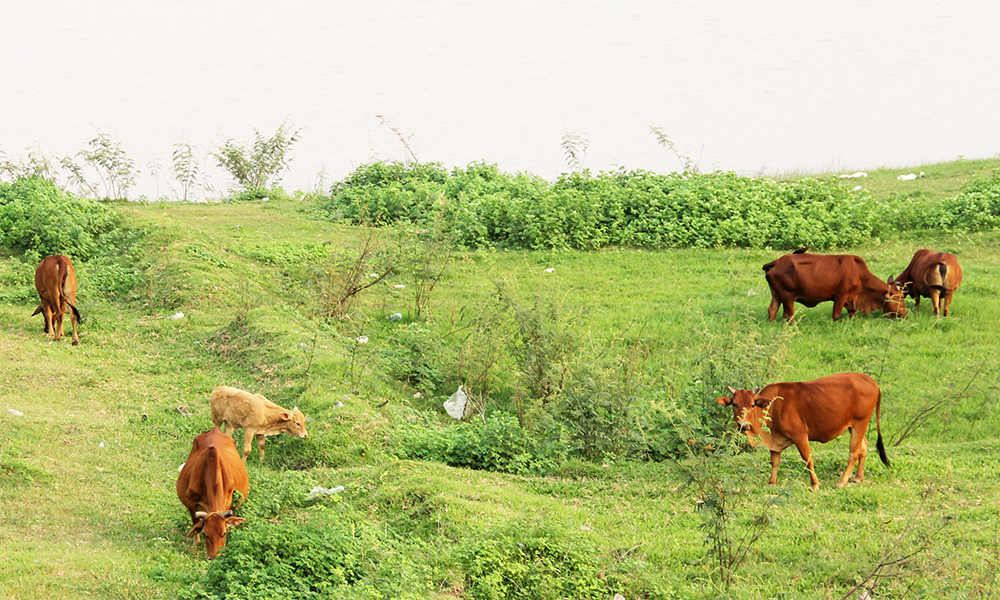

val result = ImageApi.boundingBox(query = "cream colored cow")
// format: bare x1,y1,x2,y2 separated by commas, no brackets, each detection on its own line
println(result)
209,386,309,462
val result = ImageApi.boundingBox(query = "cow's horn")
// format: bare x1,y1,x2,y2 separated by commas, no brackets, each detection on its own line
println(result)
194,511,208,519
727,386,737,395
222,510,234,518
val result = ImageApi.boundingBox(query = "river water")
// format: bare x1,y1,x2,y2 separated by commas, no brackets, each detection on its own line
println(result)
2,0,999,199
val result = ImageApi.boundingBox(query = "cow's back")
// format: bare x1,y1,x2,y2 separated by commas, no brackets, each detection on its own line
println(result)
762,373,880,444
177,427,248,513
765,254,859,301
210,386,267,430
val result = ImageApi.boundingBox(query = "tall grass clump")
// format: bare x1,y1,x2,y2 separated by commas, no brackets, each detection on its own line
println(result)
318,161,891,251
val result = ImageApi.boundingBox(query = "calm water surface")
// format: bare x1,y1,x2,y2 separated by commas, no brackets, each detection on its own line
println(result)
2,0,999,198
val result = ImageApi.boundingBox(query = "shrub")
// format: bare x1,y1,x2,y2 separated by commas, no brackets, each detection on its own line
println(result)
187,515,427,600
457,525,607,600
320,162,893,251
0,177,126,260
392,413,569,476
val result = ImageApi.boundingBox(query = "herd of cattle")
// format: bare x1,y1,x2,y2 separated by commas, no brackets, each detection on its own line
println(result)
29,246,962,556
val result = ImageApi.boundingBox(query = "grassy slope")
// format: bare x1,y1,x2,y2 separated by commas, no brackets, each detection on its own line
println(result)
1,160,999,599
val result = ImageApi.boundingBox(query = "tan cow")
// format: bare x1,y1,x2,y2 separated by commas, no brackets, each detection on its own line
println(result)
176,427,249,559
889,249,963,316
32,254,82,344
763,251,907,321
210,385,309,462
716,372,889,489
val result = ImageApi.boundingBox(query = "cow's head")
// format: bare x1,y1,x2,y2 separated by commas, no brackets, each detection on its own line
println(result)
716,386,769,437
187,510,247,560
883,281,908,318
280,407,309,439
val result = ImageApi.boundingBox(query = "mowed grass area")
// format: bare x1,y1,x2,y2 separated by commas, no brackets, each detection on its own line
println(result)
2,161,1000,599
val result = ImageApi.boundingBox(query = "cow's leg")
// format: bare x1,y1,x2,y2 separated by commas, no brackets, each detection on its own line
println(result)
831,295,848,321
68,305,79,345
768,450,782,485
913,295,921,309
942,290,954,317
41,303,53,334
768,295,780,321
257,434,266,461
792,437,820,489
838,426,869,487
781,295,796,320
241,428,255,462
53,304,65,341
929,288,942,316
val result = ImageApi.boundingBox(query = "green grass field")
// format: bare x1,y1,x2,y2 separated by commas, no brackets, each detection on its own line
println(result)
2,160,999,599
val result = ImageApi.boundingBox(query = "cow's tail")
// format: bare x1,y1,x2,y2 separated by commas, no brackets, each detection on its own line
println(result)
57,260,83,324
875,391,890,467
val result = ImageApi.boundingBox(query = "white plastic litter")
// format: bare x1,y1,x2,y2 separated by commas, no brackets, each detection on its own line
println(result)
444,385,468,419
838,171,868,179
333,401,344,409
99,441,105,448
168,312,184,320
853,186,863,191
310,486,344,496
897,173,917,181
388,312,403,321
7,409,23,417
544,268,555,273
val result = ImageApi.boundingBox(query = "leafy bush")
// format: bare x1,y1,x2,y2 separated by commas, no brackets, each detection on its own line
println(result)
457,525,607,600
187,515,427,600
0,177,127,259
320,162,892,250
392,413,569,476
920,170,1000,232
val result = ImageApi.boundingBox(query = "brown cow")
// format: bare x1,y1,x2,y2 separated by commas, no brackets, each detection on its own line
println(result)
888,249,963,316
716,372,889,489
176,427,249,559
763,251,907,321
210,385,309,463
32,255,82,344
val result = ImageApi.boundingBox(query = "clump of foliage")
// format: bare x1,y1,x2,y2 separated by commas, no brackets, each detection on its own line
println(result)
392,413,571,476
0,177,128,260
60,131,139,200
921,170,1000,231
213,120,302,194
318,161,893,251
187,516,428,600
457,525,607,600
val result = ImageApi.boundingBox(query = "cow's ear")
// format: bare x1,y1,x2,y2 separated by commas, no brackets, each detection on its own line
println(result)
226,516,247,528
186,521,205,538
754,396,773,408
279,411,293,421
715,396,732,406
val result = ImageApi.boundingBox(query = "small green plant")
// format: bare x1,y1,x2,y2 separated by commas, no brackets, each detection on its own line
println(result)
560,131,589,172
61,130,138,200
213,120,302,191
171,141,202,202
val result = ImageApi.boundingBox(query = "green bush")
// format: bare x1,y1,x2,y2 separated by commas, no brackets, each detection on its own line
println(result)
0,177,127,259
920,170,1000,231
187,515,427,600
457,525,607,600
392,413,569,476
320,162,892,251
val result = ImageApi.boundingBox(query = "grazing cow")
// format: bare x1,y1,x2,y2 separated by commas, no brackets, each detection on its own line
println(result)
716,372,889,489
889,249,963,316
32,255,82,344
763,251,907,321
176,427,249,560
210,386,309,463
